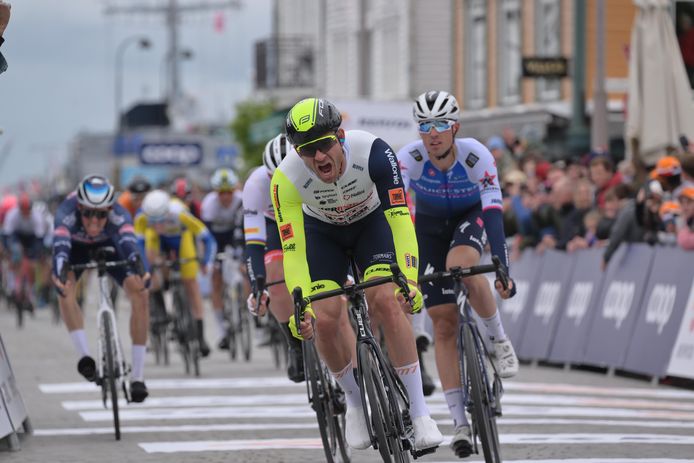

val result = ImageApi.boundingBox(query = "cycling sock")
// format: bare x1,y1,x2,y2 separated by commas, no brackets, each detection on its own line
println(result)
482,310,507,342
280,322,302,351
331,361,362,408
131,344,146,381
444,388,468,429
395,361,429,418
213,309,226,338
69,330,90,357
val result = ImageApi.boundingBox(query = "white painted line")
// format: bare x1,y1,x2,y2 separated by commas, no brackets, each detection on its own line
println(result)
39,376,694,400
139,434,694,453
78,403,694,422
437,460,694,463
60,392,694,412
34,418,694,437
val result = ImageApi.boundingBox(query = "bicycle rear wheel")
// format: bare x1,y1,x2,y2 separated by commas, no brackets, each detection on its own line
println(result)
359,343,394,463
173,290,192,375
462,324,501,463
103,312,121,440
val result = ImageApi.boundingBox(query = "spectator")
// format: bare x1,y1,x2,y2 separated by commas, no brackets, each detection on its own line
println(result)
596,183,633,241
636,157,682,241
502,127,523,160
567,209,602,253
678,12,694,88
601,191,647,271
487,136,517,180
677,152,694,190
559,179,594,250
589,156,622,211
677,186,694,249
0,1,10,75
533,177,574,253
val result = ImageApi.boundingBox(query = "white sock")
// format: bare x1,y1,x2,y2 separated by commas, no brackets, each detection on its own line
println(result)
444,388,468,429
69,330,90,357
482,310,507,342
331,361,362,408
395,361,429,419
214,309,227,338
131,345,146,381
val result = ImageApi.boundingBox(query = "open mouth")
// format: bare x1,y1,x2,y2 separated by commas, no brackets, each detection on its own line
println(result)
318,163,332,174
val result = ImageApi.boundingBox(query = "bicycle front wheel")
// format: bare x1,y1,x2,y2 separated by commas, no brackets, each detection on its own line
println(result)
238,282,252,362
462,324,501,463
304,342,337,462
103,313,121,441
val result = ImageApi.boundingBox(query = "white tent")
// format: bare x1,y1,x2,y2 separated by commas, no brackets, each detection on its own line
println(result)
626,0,694,167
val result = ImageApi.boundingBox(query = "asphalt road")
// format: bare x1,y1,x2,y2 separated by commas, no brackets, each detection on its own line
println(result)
1,276,693,463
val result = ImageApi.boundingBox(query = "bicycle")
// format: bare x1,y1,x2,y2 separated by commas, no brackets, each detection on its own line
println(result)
418,256,508,463
252,276,289,370
60,248,143,441
293,260,433,463
217,247,252,362
148,286,170,366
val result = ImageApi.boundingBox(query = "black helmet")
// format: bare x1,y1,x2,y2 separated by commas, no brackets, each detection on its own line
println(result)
127,176,152,194
285,98,342,147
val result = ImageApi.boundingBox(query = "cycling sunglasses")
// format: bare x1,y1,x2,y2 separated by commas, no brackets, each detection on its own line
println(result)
418,120,455,134
296,134,339,158
81,208,109,219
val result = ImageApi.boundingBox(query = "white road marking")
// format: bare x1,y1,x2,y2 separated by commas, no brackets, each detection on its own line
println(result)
138,434,694,453
33,418,694,437
78,403,694,422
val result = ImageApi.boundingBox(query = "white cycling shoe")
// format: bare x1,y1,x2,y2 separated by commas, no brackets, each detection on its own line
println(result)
412,415,444,450
492,338,519,378
345,406,371,449
450,425,473,458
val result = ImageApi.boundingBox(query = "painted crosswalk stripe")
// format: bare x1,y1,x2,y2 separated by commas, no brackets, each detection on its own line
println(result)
33,418,694,437
138,434,694,453
60,392,694,412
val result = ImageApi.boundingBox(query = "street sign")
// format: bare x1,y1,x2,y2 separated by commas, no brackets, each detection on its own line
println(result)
522,57,569,78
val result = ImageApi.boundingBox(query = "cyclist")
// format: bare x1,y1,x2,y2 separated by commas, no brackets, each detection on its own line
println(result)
272,98,443,451
118,176,152,217
397,90,518,457
244,134,305,383
171,177,202,219
135,189,217,357
51,175,150,402
201,167,244,350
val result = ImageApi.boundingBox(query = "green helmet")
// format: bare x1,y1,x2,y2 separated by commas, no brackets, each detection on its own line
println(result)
285,98,342,147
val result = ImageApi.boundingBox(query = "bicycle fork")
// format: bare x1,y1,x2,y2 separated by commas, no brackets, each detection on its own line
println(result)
96,276,128,394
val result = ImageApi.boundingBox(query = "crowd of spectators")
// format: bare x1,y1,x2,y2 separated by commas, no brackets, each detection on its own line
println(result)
486,130,694,269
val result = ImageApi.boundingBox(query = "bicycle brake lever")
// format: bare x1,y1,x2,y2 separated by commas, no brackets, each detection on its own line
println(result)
491,256,509,290
390,263,414,307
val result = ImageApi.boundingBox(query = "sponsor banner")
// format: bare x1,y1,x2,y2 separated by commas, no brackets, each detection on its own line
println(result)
623,248,692,377
547,248,605,364
518,250,576,360
667,271,694,380
0,334,28,439
583,244,655,367
498,249,543,347
139,143,203,166
332,100,419,151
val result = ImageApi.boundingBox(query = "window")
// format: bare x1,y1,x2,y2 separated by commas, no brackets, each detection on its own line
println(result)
498,0,522,105
535,0,562,101
465,0,488,109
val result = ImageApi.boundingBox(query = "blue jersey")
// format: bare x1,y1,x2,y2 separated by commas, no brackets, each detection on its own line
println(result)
52,194,139,276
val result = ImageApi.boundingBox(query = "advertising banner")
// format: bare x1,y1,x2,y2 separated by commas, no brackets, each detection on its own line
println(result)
623,248,693,377
498,249,543,348
0,335,28,438
667,269,694,380
518,250,576,360
582,244,655,367
547,248,605,364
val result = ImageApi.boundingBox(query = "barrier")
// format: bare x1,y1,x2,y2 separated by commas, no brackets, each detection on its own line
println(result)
0,333,31,450
498,249,543,347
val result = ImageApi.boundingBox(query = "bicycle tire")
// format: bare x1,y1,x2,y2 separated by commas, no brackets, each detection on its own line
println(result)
304,342,337,462
103,312,121,441
359,342,392,463
16,297,23,328
173,290,191,375
238,284,252,362
462,323,501,463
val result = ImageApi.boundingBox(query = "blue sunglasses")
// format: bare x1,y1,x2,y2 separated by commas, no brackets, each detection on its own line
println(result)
418,120,455,134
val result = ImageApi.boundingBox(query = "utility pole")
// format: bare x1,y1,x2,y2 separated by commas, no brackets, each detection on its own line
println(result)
567,0,590,158
105,0,242,106
591,0,608,152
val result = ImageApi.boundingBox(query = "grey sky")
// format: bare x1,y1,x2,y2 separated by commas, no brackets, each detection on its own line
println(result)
0,0,271,188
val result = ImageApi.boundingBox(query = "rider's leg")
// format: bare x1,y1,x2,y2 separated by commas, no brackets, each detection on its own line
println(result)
180,232,210,356
123,274,149,381
59,271,89,356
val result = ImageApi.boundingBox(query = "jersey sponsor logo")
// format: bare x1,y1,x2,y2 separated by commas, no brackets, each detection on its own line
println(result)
479,170,497,188
62,213,76,227
427,168,437,177
409,149,423,161
405,253,417,269
424,263,435,286
388,188,406,206
303,178,313,189
244,227,260,234
118,224,134,234
311,282,325,292
282,243,296,252
469,235,483,249
279,223,294,241
465,152,479,168
459,221,471,234
476,217,484,228
385,149,400,185
386,209,409,218
272,184,282,222
372,252,394,261
352,164,364,171
243,208,258,216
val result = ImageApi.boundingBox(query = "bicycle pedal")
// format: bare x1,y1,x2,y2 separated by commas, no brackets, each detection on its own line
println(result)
412,445,438,458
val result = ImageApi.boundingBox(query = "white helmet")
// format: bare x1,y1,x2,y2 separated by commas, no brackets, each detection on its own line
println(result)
412,90,460,122
77,174,116,208
263,134,290,175
142,189,170,220
210,168,238,192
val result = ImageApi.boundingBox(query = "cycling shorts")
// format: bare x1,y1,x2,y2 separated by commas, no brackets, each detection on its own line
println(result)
145,229,199,280
303,208,396,290
416,205,487,307
70,241,133,287
14,233,43,261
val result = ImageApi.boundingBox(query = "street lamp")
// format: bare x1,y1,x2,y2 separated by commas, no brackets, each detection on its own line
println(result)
113,35,151,189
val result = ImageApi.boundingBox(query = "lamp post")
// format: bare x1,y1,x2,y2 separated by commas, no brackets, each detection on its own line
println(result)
113,35,151,189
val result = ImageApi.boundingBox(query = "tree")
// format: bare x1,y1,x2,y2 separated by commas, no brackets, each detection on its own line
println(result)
229,99,275,178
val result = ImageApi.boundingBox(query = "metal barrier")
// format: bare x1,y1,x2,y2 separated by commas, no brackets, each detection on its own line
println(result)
0,332,31,451
497,244,694,381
